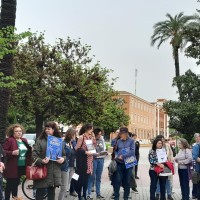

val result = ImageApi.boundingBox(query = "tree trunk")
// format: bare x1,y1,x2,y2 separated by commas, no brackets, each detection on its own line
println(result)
0,0,17,144
173,47,183,101
35,112,44,138
174,47,180,77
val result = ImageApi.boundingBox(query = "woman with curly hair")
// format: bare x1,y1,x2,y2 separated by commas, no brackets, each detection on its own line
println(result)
3,124,32,200
32,121,66,200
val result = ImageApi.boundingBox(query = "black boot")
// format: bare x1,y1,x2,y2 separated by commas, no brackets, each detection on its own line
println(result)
155,194,160,200
167,195,174,200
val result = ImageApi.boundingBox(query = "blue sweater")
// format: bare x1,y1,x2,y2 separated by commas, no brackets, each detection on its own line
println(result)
192,143,200,172
115,137,135,163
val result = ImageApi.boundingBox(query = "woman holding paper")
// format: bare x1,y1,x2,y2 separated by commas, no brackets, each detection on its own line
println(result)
32,121,66,200
87,128,107,199
174,138,192,200
75,123,96,200
148,138,168,200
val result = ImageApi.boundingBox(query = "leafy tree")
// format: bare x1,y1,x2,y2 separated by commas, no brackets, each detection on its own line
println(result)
164,70,200,141
151,12,199,100
184,24,200,65
0,0,17,143
93,98,129,135
12,33,116,137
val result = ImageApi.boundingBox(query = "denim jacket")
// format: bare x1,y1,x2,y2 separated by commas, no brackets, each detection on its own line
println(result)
114,137,135,163
192,143,200,172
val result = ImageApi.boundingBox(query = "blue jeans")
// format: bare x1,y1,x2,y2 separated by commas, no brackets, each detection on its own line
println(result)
197,181,200,200
0,176,4,200
149,170,167,200
113,162,132,200
178,169,190,200
192,183,197,198
156,176,172,195
88,158,104,196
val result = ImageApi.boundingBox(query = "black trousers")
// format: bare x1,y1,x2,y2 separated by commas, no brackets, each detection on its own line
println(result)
75,172,89,199
5,178,20,200
70,178,75,193
135,155,140,176
36,187,55,200
5,166,25,200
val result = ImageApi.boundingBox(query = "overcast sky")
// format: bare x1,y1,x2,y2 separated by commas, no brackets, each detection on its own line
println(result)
12,0,200,102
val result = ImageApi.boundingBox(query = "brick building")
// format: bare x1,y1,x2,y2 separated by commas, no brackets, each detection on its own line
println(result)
118,91,169,142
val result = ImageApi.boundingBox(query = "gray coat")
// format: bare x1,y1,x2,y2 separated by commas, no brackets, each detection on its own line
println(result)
32,138,66,188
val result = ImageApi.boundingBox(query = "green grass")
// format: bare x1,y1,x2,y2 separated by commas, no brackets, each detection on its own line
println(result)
105,142,111,150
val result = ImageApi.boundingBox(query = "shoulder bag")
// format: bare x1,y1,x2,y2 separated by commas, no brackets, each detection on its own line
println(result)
26,158,47,180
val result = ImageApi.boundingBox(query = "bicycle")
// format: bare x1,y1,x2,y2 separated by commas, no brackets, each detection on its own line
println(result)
22,178,48,200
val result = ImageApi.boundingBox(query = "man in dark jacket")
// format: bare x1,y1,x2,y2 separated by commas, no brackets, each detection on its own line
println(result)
132,134,140,179
112,127,135,200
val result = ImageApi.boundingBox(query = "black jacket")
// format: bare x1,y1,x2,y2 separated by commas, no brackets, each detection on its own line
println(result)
135,141,140,156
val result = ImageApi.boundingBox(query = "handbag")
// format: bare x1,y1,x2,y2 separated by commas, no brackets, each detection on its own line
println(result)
187,163,193,180
159,165,172,176
108,159,117,175
26,158,47,180
191,171,200,184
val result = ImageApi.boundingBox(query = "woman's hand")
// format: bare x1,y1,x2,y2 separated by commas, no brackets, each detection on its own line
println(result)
12,149,19,156
157,163,164,168
56,157,64,164
0,162,5,173
178,160,184,165
118,155,123,160
85,151,92,156
42,157,49,164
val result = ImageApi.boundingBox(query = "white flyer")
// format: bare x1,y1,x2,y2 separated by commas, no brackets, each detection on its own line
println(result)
156,148,167,163
72,173,79,181
85,140,96,154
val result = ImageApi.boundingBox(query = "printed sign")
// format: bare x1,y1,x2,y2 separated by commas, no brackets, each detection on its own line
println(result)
156,148,167,163
85,140,96,154
46,135,63,161
121,147,137,169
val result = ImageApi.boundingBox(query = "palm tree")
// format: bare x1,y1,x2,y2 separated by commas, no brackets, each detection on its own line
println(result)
151,12,198,78
0,0,17,143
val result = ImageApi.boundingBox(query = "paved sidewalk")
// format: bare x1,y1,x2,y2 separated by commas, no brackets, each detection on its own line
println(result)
19,147,188,199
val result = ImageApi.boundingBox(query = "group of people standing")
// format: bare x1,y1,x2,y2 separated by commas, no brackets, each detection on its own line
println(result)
0,122,108,200
1,121,200,200
148,133,200,200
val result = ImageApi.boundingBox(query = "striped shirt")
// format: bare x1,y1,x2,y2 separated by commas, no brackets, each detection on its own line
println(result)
76,134,96,174
175,148,192,169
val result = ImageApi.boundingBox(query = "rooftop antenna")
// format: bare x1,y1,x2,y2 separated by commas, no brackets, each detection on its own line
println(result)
135,68,138,95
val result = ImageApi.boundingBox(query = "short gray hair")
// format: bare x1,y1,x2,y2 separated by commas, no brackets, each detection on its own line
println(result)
194,133,200,137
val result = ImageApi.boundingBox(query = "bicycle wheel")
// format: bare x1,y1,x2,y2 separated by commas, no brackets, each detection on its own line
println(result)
22,178,48,200
22,178,35,200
